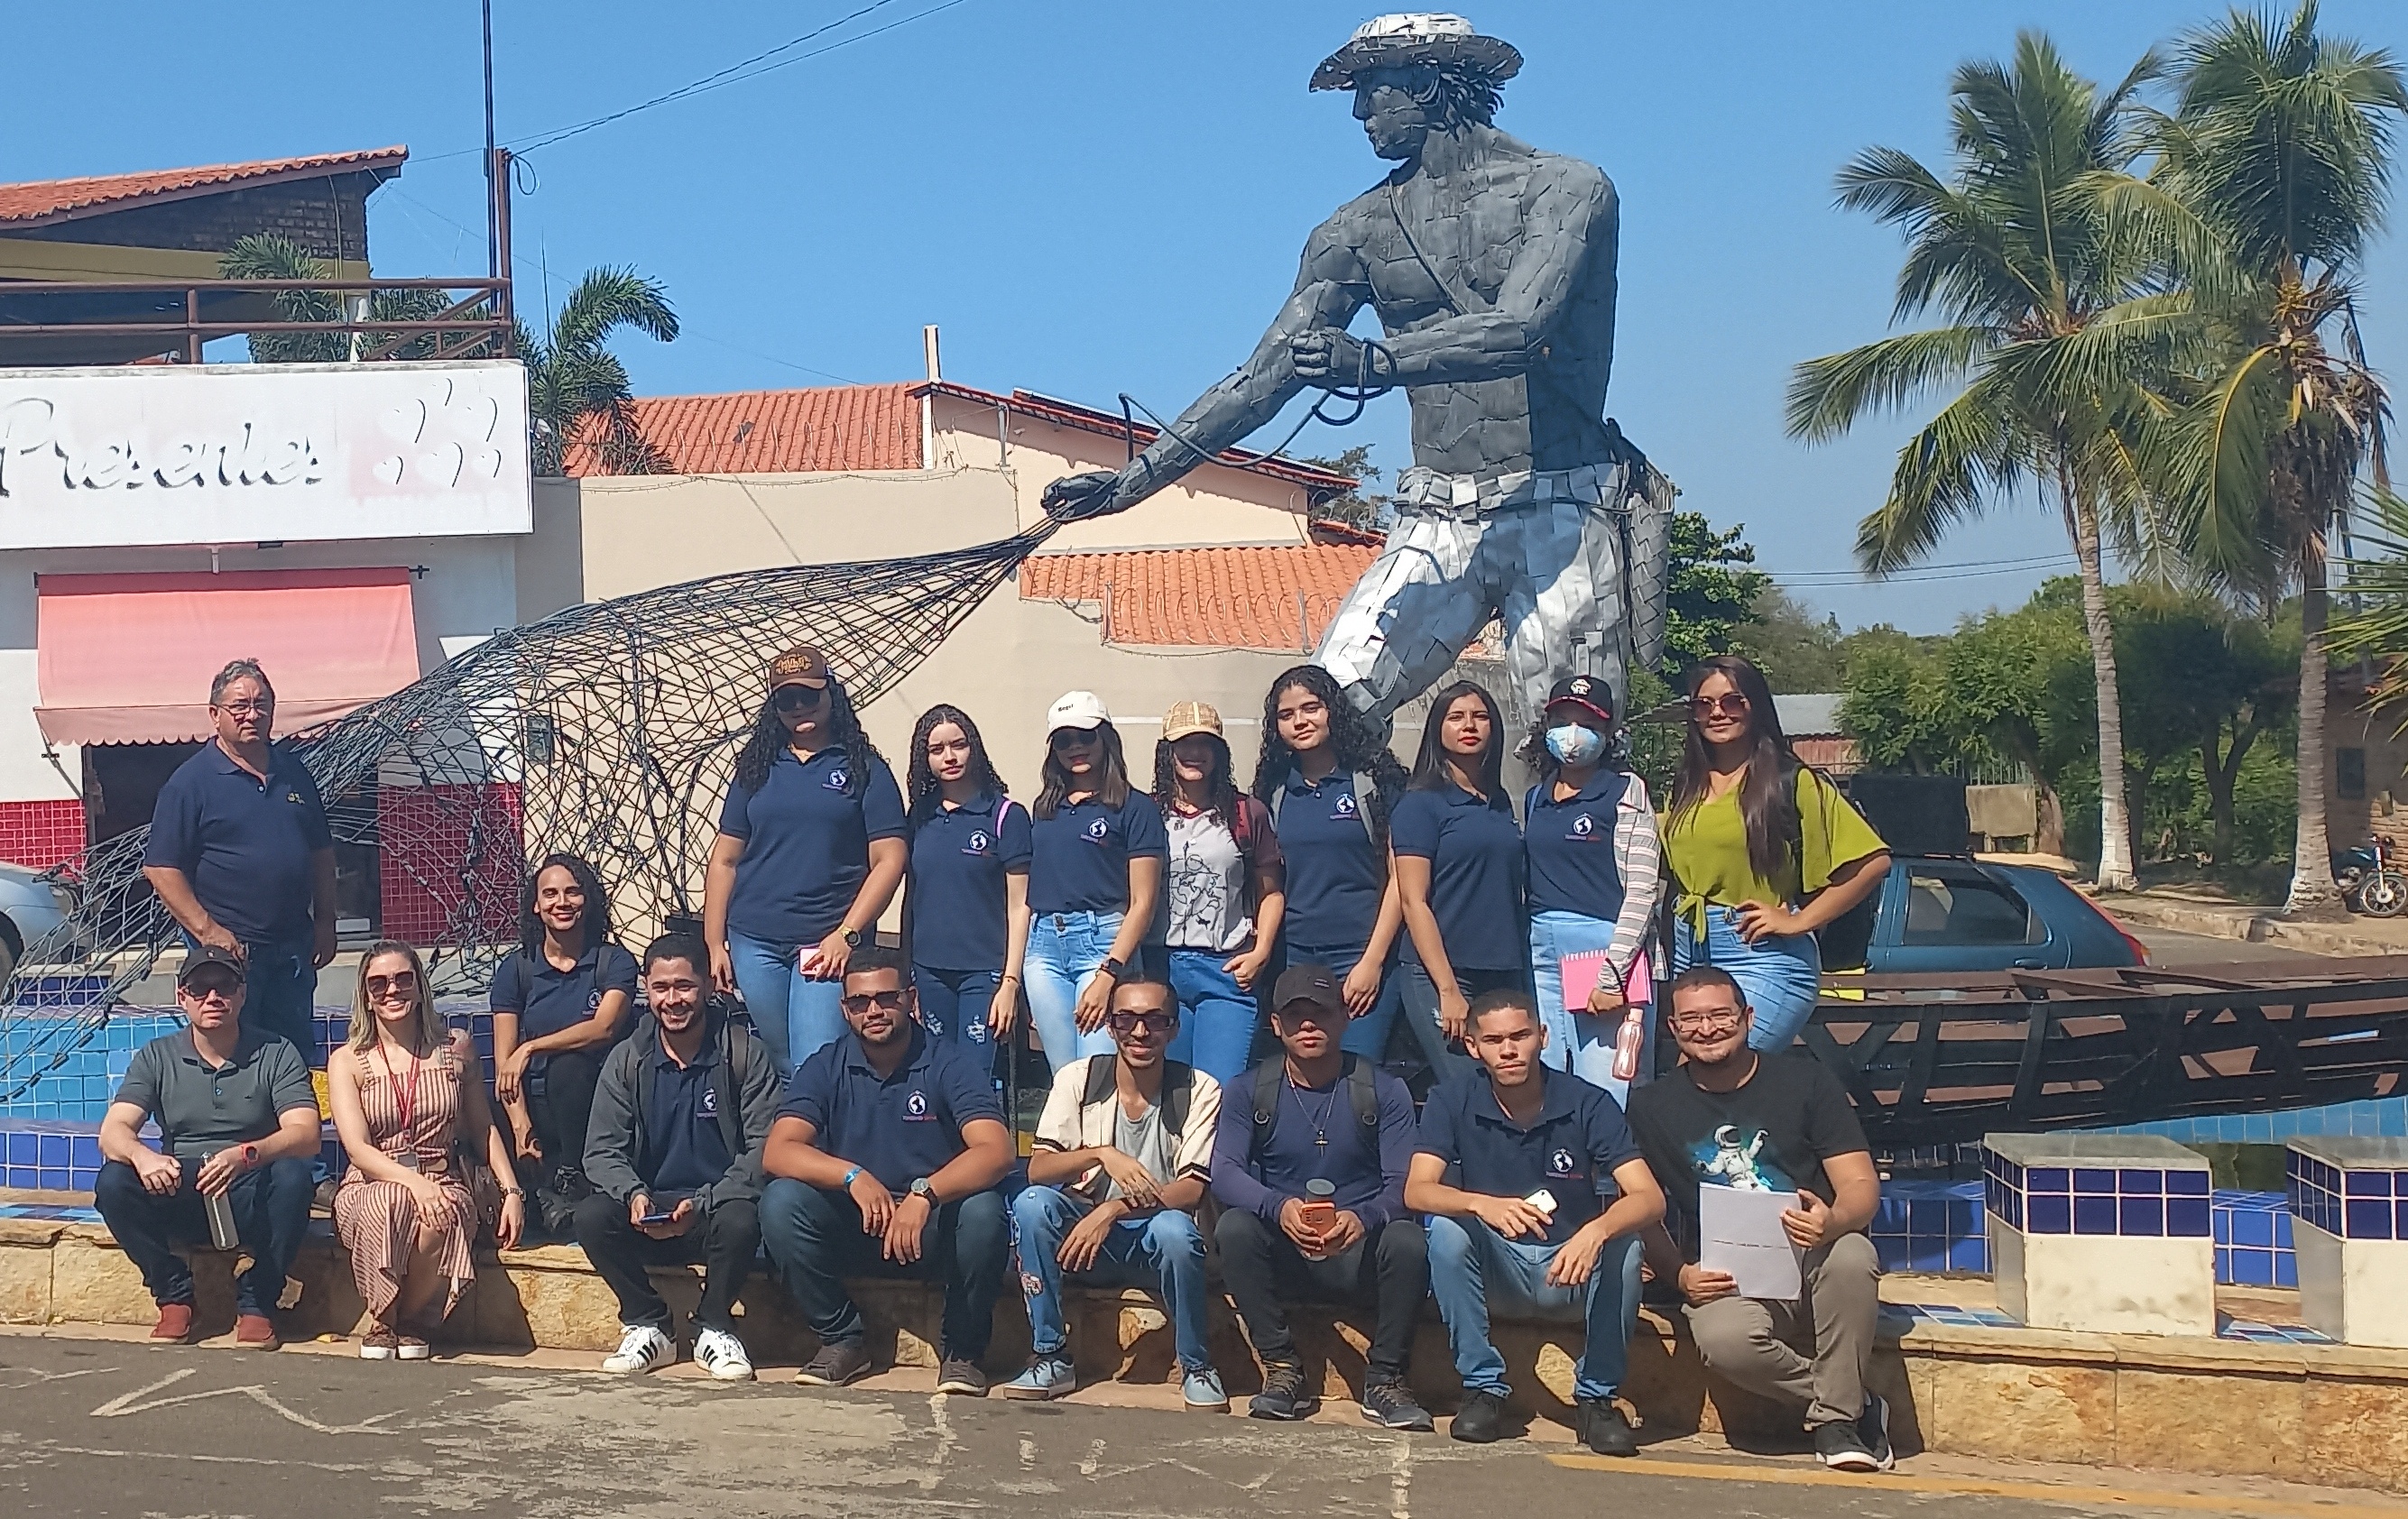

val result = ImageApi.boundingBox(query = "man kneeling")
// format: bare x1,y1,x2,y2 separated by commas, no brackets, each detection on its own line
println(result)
1406,988,1663,1452
1004,977,1225,1409
761,946,1013,1395
577,934,780,1379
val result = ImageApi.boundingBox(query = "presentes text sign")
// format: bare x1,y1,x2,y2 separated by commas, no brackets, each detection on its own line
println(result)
0,360,531,548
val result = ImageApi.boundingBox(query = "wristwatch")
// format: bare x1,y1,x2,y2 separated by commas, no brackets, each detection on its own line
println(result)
908,1177,936,1204
1098,956,1127,982
843,927,864,949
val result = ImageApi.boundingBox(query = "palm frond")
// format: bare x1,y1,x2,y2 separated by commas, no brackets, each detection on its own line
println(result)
1785,326,1998,441
1856,377,2025,575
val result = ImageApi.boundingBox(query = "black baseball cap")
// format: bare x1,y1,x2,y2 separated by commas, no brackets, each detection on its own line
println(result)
1273,962,1346,1017
1545,674,1614,722
177,944,245,987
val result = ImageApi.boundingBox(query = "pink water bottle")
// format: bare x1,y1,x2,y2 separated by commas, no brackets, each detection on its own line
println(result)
1611,1008,1646,1082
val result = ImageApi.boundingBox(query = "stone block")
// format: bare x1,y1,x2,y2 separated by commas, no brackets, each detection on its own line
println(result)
1985,1133,2217,1336
1916,1351,2116,1465
2301,1375,2408,1492
2114,1366,2306,1478
0,1233,53,1322
47,1228,156,1326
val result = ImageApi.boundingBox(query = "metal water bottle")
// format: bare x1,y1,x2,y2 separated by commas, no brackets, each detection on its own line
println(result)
1611,1009,1647,1083
202,1163,238,1249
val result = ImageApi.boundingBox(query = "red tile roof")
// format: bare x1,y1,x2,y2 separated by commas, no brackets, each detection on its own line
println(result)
1020,544,1380,649
920,381,1356,502
0,147,409,227
561,383,923,475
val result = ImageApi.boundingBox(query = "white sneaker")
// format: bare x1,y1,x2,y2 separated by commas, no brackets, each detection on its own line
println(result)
601,1323,675,1375
693,1326,755,1382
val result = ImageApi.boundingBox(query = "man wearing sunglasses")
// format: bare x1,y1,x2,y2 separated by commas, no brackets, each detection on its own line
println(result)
1628,967,1890,1472
759,945,1012,1395
93,945,321,1348
1002,978,1225,1409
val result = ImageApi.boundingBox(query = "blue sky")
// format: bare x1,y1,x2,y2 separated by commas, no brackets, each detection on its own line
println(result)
8,1,2403,631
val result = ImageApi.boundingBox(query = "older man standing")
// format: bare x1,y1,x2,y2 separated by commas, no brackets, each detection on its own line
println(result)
143,659,338,1059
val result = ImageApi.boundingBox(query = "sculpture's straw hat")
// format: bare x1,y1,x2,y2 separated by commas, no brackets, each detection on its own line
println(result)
1310,13,1523,92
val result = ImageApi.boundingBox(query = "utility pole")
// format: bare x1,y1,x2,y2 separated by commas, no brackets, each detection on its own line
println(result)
482,0,499,281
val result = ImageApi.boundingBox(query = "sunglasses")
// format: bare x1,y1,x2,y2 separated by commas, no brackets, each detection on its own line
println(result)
773,686,828,713
841,990,908,1014
1690,693,1751,718
1106,1009,1175,1035
181,976,239,1001
1050,728,1100,748
366,972,420,1001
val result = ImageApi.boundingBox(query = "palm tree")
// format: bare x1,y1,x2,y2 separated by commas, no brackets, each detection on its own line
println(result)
1787,32,2170,890
219,234,459,364
2133,1,2405,914
520,267,679,475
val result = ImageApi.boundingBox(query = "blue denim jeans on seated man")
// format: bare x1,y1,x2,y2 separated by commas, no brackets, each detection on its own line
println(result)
1011,1184,1213,1373
1022,911,1123,1073
727,931,846,1075
760,1177,1010,1360
94,1155,317,1315
1425,1213,1642,1403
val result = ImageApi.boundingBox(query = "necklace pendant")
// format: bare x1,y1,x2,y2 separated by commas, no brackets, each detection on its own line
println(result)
1315,1129,1328,1148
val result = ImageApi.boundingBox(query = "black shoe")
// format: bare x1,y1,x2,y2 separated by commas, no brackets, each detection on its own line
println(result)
1813,1411,1887,1472
934,1358,988,1396
1248,1361,1320,1421
1361,1376,1434,1432
794,1339,875,1387
1576,1397,1638,1457
1450,1389,1510,1443
1854,1393,1895,1471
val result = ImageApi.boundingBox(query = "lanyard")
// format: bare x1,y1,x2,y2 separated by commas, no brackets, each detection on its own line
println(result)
376,1038,426,1146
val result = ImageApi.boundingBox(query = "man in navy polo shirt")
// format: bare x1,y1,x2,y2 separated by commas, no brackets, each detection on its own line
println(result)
759,944,1013,1395
143,659,338,1058
1407,987,1664,1452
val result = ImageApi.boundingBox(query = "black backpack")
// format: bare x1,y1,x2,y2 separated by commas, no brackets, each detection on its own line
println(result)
1080,1053,1198,1137
1247,1053,1380,1161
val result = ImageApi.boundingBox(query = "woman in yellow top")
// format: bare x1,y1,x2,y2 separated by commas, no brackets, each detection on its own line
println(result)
1659,657,1890,1052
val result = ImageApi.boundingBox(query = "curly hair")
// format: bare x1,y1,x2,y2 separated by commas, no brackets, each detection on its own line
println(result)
732,674,883,800
905,704,1008,820
518,852,612,962
1251,664,1406,846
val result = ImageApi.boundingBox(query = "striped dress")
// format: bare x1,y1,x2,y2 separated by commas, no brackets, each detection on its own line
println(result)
333,1030,497,1326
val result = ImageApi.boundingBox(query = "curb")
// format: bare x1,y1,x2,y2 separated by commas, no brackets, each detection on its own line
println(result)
2096,896,2407,959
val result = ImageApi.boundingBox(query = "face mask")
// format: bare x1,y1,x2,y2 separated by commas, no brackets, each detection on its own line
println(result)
1545,723,1605,766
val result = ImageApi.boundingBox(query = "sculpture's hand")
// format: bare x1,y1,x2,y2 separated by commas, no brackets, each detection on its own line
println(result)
1289,328,1369,387
1041,469,1130,523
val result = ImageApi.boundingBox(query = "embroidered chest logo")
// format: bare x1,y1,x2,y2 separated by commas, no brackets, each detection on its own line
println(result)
1084,818,1111,842
1570,813,1597,841
1548,1146,1579,1178
585,990,603,1012
903,1089,934,1121
1333,793,1358,819
824,768,851,791
697,1083,719,1117
964,830,992,856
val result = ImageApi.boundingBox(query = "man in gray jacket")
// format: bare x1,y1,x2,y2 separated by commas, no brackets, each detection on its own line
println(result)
577,934,780,1380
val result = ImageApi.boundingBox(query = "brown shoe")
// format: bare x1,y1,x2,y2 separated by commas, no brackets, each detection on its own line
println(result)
359,1325,400,1360
235,1312,281,1349
151,1303,195,1342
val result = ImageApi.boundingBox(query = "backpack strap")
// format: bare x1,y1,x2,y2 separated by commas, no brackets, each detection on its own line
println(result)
1248,1059,1283,1163
994,796,1012,838
712,1017,746,1161
1082,1052,1120,1108
1268,783,1286,829
1349,770,1379,847
1160,1061,1196,1138
1342,1053,1379,1130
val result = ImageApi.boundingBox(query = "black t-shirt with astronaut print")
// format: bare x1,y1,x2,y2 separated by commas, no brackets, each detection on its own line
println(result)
1626,1051,1870,1263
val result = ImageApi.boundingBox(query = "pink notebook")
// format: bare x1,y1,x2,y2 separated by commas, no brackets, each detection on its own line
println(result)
1559,948,1652,1014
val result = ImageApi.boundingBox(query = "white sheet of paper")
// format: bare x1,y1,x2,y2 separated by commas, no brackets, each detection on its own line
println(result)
1697,1183,1804,1302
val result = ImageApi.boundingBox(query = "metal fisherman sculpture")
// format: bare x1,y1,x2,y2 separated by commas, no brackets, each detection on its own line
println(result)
1043,12,1671,726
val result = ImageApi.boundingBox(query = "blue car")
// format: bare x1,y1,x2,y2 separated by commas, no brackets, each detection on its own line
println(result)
1823,857,2147,974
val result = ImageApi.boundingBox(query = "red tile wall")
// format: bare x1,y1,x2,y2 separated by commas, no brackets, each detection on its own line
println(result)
0,799,88,868
375,783,524,945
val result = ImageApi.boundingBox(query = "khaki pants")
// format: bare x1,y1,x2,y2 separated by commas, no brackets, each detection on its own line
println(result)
1684,1229,1879,1429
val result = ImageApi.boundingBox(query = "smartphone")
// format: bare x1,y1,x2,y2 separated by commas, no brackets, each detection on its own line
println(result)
637,1210,678,1226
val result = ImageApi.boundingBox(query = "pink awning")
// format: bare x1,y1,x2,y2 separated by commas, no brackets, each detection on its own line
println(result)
34,568,420,747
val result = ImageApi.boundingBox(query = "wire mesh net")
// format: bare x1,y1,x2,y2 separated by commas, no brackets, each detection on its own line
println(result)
0,525,1054,1102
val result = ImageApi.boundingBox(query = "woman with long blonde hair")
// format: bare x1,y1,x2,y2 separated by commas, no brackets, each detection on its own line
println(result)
328,942,522,1358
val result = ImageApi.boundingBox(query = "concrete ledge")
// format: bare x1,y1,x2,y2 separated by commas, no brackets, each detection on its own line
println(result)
5,1220,2403,1492
2093,892,2408,958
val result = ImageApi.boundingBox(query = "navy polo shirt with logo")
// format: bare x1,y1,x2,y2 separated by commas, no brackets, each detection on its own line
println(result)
1028,793,1167,916
1388,784,1526,971
1276,769,1383,955
718,746,908,947
1524,771,1630,920
907,793,1032,971
142,741,333,944
780,1026,1004,1190
643,1039,733,1196
1416,1065,1642,1247
488,943,639,1041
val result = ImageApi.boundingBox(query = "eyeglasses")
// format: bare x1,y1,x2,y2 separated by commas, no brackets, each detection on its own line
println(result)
772,686,827,713
1669,1008,1745,1034
215,699,272,716
366,973,419,1001
1106,1009,1174,1035
1691,693,1750,719
841,990,908,1014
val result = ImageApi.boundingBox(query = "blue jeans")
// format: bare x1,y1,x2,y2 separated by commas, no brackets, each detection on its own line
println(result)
1284,940,1404,1063
94,1156,316,1314
728,931,845,1075
759,1178,1009,1359
1528,910,1651,1105
1011,1185,1213,1372
912,964,1001,1051
1672,907,1822,1052
1425,1214,1640,1402
1165,948,1257,1086
1023,912,1121,1073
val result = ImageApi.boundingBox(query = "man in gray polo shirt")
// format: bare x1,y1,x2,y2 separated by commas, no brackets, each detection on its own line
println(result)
95,945,323,1348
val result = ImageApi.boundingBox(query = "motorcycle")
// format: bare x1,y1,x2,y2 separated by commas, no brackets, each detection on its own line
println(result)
2334,835,2408,917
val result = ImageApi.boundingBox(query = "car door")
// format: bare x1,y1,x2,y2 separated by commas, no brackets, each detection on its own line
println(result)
1866,859,2062,974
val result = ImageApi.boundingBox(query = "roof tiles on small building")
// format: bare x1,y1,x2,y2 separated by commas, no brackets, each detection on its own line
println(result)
0,147,409,226
1020,543,1380,650
561,383,923,476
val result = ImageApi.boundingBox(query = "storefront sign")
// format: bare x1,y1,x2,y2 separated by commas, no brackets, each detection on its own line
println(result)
0,360,531,548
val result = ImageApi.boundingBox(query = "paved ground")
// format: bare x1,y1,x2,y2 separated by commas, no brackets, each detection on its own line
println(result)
2126,926,2337,971
4,1329,2403,1519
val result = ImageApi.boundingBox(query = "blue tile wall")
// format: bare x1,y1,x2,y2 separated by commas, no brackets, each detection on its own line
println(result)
1982,1142,2211,1238
2286,1149,2408,1240
2213,1190,2296,1287
1873,1179,1988,1273
2103,1098,2408,1144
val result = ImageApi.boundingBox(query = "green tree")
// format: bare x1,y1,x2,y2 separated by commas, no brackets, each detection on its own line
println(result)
1787,32,2169,891
1291,444,1390,529
521,267,680,476
1664,511,1773,667
219,234,462,364
2130,1,2405,911
2111,586,2298,862
1739,586,1848,692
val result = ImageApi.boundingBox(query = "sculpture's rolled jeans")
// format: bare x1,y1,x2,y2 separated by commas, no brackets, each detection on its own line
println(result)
1315,462,1633,727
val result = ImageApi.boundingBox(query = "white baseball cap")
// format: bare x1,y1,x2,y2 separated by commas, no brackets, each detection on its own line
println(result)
1047,690,1111,732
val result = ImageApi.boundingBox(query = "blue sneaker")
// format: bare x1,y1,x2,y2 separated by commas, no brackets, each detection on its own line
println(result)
998,1354,1075,1401
1182,1366,1229,1411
